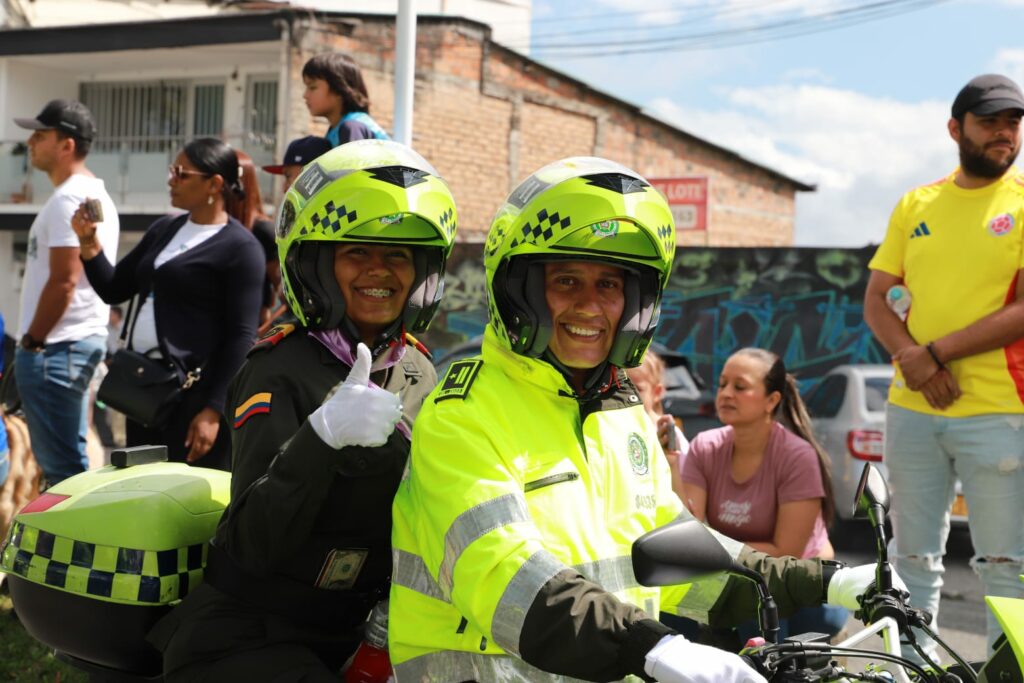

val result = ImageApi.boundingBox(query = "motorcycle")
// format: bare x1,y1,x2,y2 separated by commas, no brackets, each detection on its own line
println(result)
632,462,1024,683
3,447,1020,683
0,445,228,682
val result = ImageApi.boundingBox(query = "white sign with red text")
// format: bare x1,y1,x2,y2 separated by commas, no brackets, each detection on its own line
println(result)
648,177,709,232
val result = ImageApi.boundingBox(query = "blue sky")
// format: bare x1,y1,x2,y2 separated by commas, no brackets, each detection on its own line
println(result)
523,0,1024,246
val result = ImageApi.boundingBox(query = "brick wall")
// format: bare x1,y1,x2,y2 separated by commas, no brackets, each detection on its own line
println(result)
285,16,806,246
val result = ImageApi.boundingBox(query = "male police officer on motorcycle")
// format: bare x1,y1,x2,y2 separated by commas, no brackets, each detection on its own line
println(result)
149,141,458,681
388,157,900,682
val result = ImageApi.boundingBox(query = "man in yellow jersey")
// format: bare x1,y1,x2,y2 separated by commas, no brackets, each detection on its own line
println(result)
865,73,1024,660
390,157,893,682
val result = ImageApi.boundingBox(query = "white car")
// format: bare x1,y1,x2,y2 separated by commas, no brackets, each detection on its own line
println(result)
804,364,967,523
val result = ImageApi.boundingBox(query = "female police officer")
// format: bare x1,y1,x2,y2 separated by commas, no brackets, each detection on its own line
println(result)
150,140,458,681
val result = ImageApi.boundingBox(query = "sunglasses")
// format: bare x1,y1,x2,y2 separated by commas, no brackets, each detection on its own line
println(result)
168,165,212,181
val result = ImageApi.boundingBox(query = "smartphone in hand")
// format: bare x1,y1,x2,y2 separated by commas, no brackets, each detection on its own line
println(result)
83,198,104,223
665,421,678,452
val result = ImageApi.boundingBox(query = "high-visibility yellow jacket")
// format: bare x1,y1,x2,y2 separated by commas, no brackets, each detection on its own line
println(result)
390,327,824,682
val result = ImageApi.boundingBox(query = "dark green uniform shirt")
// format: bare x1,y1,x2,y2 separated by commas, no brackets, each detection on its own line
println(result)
211,328,435,619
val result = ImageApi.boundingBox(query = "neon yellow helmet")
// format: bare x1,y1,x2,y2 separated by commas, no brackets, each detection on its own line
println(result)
277,140,457,332
484,157,675,369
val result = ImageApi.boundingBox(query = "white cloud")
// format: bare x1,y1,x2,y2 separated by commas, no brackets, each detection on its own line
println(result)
647,85,955,246
989,48,1024,86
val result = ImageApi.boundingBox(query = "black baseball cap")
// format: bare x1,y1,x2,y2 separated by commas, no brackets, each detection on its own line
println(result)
951,74,1024,119
263,136,332,174
14,99,96,142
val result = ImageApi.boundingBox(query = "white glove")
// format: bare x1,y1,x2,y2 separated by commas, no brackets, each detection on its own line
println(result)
645,635,767,683
309,343,403,449
827,563,909,610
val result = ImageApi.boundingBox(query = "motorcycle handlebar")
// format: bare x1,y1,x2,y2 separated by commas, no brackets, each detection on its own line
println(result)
741,639,940,683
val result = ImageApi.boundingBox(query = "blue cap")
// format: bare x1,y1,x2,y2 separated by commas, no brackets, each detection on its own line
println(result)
262,136,332,174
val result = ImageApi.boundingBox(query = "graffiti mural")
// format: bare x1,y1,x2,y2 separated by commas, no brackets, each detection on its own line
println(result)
420,244,886,390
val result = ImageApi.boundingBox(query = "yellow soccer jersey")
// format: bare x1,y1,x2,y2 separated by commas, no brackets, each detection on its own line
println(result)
869,168,1024,417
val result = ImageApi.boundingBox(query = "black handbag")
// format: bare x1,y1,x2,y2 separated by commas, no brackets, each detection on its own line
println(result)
97,350,200,429
96,293,201,429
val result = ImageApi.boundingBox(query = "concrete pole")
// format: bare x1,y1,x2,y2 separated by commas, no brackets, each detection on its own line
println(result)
393,0,417,147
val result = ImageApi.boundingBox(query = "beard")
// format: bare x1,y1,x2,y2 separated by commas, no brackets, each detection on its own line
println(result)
959,135,1020,179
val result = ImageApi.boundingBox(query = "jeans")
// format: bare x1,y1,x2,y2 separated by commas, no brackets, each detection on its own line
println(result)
885,404,1024,657
14,335,105,486
0,448,8,488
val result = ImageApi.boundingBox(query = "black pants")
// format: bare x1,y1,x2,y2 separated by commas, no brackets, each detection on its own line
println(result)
152,584,360,683
126,387,229,471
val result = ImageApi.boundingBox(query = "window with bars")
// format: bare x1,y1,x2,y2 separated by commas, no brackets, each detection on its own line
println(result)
244,76,278,164
245,77,279,200
74,77,277,204
79,78,277,152
80,81,194,153
194,83,225,138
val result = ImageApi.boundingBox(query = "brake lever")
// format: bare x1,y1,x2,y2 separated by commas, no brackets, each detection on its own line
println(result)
856,585,918,633
854,593,958,683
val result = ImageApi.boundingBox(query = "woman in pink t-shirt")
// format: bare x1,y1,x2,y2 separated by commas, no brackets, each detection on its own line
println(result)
681,347,847,641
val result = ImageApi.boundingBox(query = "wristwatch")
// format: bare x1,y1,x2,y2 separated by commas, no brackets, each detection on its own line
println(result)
19,333,45,352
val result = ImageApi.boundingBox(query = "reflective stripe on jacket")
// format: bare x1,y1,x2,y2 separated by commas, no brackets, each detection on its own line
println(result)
389,326,745,681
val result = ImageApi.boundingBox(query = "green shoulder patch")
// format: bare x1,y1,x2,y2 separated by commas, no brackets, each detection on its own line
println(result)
434,359,483,403
248,323,296,356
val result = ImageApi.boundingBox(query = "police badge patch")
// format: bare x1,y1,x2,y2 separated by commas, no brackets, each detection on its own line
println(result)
590,220,619,238
627,433,649,475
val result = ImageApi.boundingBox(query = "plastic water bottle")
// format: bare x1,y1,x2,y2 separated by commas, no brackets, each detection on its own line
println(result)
885,285,911,322
344,600,394,683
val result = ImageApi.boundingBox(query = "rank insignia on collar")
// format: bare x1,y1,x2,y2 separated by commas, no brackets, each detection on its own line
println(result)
249,323,296,355
435,359,483,402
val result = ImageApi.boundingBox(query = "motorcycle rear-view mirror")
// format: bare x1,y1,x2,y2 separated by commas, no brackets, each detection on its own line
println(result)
852,462,890,520
633,519,783,644
632,520,736,587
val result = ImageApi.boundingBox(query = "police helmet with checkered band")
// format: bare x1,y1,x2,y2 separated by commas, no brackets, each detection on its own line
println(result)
276,140,457,332
484,157,675,369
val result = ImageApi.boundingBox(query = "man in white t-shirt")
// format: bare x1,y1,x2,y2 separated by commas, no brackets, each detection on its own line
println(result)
13,99,120,485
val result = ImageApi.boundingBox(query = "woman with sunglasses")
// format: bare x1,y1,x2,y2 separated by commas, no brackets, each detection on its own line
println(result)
70,137,265,469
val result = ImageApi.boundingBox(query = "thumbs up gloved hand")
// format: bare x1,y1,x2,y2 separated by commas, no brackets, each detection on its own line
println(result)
827,563,909,610
309,343,403,449
645,635,768,683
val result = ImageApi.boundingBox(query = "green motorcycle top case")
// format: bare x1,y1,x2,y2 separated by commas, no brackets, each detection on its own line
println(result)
0,462,230,674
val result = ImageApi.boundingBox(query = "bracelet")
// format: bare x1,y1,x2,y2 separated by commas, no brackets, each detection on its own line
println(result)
926,342,945,369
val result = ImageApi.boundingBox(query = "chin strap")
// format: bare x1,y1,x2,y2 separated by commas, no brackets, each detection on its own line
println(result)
541,350,618,401
339,317,404,361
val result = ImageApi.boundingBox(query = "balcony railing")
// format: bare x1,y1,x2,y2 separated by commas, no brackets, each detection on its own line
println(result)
1,134,277,210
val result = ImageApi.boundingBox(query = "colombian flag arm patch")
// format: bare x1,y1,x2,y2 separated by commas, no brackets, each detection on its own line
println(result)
234,392,272,428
